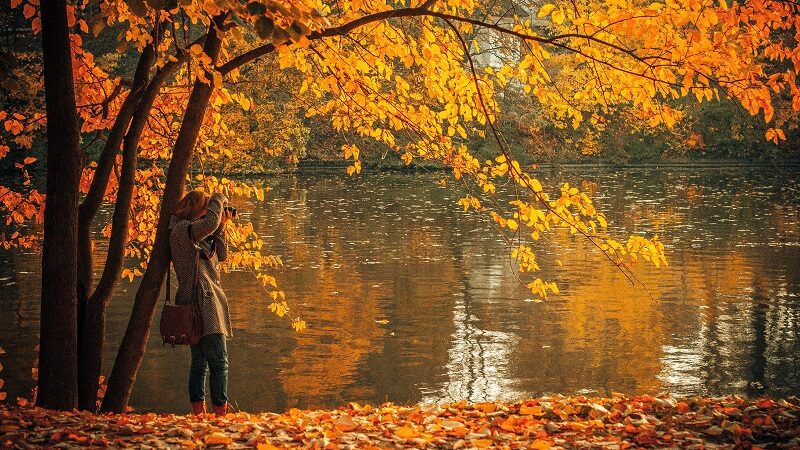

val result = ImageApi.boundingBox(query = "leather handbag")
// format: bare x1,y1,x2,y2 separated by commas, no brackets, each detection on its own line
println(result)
159,222,203,347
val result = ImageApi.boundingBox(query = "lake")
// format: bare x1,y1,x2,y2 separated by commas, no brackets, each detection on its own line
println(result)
1,165,799,413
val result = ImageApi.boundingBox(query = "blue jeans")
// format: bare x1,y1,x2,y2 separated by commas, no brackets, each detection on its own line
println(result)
189,333,228,406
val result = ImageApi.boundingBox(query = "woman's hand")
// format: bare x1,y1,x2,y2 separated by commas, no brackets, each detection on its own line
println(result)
221,209,233,224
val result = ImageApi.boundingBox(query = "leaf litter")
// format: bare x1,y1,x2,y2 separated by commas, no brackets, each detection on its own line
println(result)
2,394,800,448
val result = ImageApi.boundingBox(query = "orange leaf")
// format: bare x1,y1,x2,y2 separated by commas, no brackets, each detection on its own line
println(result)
520,404,544,416
394,426,418,439
22,3,36,19
204,433,233,445
257,444,282,450
530,439,552,450
475,402,497,413
473,439,493,448
756,399,775,409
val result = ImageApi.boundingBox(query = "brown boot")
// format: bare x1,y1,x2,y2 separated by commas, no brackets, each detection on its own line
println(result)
191,401,206,416
211,403,228,416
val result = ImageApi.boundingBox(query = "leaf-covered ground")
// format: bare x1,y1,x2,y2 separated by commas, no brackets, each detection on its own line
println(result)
2,395,800,448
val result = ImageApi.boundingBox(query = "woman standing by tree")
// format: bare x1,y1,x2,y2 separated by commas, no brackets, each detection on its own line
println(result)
169,190,234,416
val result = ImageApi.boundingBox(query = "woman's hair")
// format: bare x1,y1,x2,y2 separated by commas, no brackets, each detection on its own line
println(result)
174,189,209,221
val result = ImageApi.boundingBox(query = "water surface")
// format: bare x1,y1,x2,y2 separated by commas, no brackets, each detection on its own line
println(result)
1,166,799,412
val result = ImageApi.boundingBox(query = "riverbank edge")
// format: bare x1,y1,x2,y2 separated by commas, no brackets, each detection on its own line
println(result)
219,158,800,178
2,395,799,448
6,158,799,183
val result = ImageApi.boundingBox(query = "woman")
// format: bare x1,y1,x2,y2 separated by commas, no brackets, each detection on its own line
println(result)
170,189,234,416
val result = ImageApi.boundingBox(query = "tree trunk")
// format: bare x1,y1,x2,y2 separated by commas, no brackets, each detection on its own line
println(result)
75,28,161,410
101,16,226,413
37,0,82,410
78,61,182,411
76,26,162,304
76,86,142,411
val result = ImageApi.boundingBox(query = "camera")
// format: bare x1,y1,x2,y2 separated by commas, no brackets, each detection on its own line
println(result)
224,206,237,218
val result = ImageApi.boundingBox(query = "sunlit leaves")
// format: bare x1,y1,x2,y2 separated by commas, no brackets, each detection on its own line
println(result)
537,4,556,18
291,318,307,332
268,299,289,317
600,235,668,268
457,195,481,212
511,245,539,272
765,128,786,144
121,268,143,283
527,278,559,298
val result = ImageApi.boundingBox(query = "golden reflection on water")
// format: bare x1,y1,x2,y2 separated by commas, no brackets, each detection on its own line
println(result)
0,167,799,413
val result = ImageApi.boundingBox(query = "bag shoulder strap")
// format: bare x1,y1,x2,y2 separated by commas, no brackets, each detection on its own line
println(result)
165,262,171,306
187,220,197,245
164,223,174,307
188,221,202,307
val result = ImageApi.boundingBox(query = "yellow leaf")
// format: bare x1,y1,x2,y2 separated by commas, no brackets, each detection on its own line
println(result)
537,4,556,18
269,301,289,318
291,319,306,332
394,426,418,439
552,8,566,25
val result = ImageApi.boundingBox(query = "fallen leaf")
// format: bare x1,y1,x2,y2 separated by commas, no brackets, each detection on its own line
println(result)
334,414,357,431
394,425,418,439
520,405,544,416
205,432,233,445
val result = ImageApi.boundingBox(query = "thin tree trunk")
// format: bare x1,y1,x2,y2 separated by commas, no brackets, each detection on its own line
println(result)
37,0,81,410
75,27,161,410
78,59,184,411
101,16,226,413
76,26,162,302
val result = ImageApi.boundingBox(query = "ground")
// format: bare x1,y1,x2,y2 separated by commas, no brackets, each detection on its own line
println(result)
1,395,800,448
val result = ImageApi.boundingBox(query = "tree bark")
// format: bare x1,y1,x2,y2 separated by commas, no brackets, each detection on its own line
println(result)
76,26,163,304
37,0,82,410
75,52,151,412
101,16,226,413
78,60,184,411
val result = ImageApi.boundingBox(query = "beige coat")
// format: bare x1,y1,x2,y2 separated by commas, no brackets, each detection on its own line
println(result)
168,193,232,338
